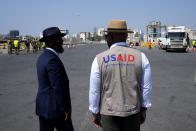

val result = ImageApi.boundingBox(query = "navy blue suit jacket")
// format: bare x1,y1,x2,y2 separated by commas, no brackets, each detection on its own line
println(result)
36,49,71,119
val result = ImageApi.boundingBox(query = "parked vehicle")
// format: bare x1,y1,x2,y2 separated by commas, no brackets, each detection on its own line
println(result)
166,26,187,52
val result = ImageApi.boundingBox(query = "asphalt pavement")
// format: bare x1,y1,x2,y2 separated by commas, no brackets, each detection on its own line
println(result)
0,44,196,131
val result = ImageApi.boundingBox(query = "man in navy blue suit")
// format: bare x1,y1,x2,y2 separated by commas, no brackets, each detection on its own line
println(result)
36,27,74,131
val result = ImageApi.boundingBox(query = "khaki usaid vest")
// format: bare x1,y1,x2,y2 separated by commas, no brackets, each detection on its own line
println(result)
96,46,142,117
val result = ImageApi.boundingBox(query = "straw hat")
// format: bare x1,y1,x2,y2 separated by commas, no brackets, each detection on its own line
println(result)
103,20,133,33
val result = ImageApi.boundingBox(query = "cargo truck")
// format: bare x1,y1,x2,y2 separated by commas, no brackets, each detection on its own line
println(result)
166,26,187,52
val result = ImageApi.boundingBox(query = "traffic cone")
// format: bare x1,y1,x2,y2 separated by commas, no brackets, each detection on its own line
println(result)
186,46,190,52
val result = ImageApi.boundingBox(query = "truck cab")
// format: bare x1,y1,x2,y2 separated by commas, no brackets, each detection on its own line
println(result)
166,26,187,52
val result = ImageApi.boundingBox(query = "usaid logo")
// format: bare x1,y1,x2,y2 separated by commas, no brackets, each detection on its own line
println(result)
103,54,135,63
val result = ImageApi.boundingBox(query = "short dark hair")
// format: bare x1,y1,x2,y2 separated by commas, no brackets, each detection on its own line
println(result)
110,32,127,42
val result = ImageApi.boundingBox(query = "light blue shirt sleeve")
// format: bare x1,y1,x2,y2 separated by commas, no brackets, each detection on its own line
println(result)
141,53,152,108
89,57,101,114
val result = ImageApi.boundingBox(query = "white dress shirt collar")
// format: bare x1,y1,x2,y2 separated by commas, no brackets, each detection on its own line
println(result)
46,47,59,56
110,42,128,49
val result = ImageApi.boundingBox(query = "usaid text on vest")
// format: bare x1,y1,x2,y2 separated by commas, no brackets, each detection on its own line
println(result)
103,54,135,63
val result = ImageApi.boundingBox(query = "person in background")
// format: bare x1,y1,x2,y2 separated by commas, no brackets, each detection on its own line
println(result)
13,39,19,55
158,39,161,49
148,40,151,49
42,42,46,50
8,40,13,54
192,40,195,52
25,39,30,53
186,34,190,48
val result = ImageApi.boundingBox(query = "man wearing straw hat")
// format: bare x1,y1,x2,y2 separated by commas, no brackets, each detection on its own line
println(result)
89,20,152,131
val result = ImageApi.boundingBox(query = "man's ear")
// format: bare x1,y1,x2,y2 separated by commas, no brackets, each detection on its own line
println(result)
107,34,113,43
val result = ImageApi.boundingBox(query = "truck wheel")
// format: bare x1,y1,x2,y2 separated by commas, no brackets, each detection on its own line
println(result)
166,46,170,52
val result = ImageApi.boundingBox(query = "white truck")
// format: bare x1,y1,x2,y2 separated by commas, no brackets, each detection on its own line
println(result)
165,26,187,52
157,37,167,49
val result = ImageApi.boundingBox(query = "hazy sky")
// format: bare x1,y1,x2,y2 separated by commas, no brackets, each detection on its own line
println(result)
1,0,196,36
